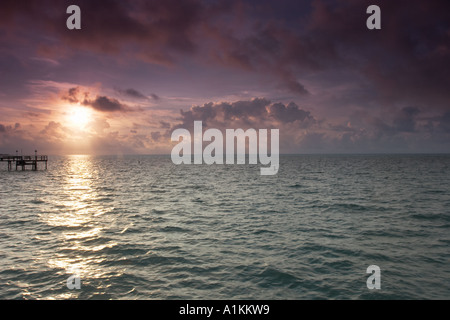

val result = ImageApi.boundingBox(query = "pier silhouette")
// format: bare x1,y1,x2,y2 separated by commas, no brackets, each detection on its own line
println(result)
0,150,48,171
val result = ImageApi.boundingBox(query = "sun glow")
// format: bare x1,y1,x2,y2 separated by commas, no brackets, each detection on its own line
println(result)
67,106,91,128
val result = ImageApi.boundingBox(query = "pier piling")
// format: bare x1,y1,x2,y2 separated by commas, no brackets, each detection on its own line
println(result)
0,154,48,171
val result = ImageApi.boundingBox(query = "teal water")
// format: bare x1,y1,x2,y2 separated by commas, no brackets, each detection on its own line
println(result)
0,154,449,299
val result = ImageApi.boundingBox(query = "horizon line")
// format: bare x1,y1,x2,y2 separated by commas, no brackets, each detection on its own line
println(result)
11,152,450,157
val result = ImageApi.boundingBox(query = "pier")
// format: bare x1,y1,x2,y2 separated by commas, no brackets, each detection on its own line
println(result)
0,151,48,171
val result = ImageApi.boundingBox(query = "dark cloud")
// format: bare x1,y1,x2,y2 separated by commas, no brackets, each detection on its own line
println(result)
0,123,22,134
283,77,309,95
326,0,450,110
207,0,450,100
2,0,449,99
151,131,162,142
171,98,315,133
115,88,160,101
118,88,148,100
392,107,420,133
61,87,83,103
62,87,128,112
370,106,421,136
437,112,450,133
0,0,311,94
1,0,450,154
164,98,320,154
159,121,171,129
0,0,210,66
269,102,313,124
84,96,128,112
177,98,271,128
63,87,80,103
150,94,160,101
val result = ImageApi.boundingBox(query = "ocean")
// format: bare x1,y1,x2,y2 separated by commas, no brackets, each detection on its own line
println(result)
0,154,449,299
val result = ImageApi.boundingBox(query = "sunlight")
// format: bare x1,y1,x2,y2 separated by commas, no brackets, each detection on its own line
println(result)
38,155,120,298
67,106,91,128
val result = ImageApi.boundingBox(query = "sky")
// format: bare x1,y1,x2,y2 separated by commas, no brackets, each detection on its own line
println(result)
0,0,449,155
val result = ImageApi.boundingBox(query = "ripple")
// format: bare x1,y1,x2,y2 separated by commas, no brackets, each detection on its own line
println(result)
1,154,450,299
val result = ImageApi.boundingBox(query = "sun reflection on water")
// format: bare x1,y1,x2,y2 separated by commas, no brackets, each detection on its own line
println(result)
40,155,121,298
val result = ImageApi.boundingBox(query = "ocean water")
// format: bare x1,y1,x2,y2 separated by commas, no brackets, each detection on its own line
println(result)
0,154,449,300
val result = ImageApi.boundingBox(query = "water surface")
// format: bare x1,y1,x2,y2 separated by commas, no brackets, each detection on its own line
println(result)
0,154,449,299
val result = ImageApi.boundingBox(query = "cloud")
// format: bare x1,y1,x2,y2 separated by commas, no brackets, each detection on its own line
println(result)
1,1,450,154
177,98,271,128
159,121,171,129
62,87,129,112
87,118,111,134
150,94,160,101
208,0,450,100
0,0,312,95
63,87,80,103
151,131,162,142
392,107,420,133
1,0,208,65
2,0,449,100
0,123,22,134
434,112,450,133
84,96,128,112
115,88,148,100
168,98,316,137
39,121,71,139
370,106,421,136
269,102,314,124
115,88,160,101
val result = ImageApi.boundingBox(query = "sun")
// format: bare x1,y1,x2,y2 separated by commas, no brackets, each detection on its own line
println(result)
67,106,91,128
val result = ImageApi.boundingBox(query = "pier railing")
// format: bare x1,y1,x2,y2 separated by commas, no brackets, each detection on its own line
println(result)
0,155,48,171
